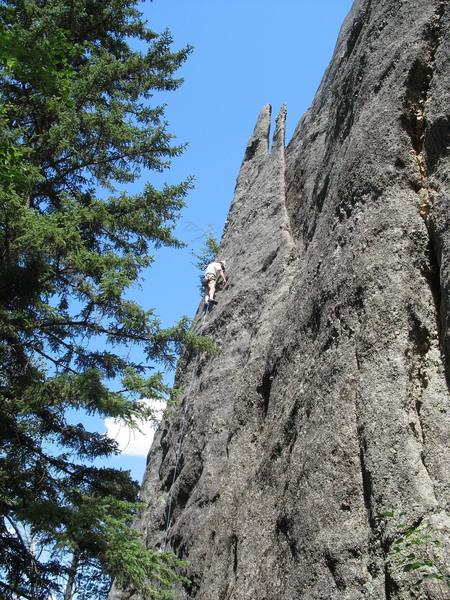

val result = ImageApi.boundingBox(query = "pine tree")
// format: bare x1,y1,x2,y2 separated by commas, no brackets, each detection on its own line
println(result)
0,1,203,597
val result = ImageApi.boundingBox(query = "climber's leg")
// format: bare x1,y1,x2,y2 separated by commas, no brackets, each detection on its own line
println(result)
208,279,217,303
204,275,217,305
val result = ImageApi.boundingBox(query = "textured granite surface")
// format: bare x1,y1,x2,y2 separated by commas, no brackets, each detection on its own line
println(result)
111,1,449,598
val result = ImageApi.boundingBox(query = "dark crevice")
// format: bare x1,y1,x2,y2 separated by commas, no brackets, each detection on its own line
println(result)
257,366,277,417
170,532,188,558
270,442,282,461
176,455,203,509
276,514,298,559
345,0,372,58
285,401,299,454
289,429,298,454
175,484,191,512
163,452,203,530
394,156,405,169
400,3,448,391
324,551,343,590
384,564,393,600
331,52,366,143
185,572,200,599
257,372,272,417
321,325,340,353
158,426,170,467
401,57,433,155
407,309,431,360
161,451,184,492
309,301,323,340
231,534,238,575
196,492,220,509
220,583,230,600
373,55,400,95
226,431,233,459
332,92,355,143
424,230,448,389
425,234,443,335
405,307,431,428
345,18,364,57
405,305,439,493
314,173,330,215
357,428,374,527
400,1,446,218
357,423,392,599
195,360,204,377
261,247,278,272
163,494,174,532
359,446,373,517
162,465,175,492
244,138,260,162
355,382,399,600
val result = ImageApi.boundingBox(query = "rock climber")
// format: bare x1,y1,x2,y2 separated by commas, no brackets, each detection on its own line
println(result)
204,259,226,306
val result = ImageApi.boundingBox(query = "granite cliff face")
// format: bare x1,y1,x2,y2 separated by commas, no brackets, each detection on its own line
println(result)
112,0,449,598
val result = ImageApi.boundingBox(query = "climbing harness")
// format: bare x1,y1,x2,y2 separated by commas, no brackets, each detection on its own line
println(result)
162,305,211,549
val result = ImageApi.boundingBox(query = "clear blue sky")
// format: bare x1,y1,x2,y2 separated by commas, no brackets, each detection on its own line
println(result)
102,0,354,481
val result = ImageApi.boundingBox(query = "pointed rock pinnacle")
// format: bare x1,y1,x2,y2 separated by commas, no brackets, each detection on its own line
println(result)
272,103,287,152
243,104,271,163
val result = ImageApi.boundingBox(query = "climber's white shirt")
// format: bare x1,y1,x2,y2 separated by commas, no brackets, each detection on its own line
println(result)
204,261,223,277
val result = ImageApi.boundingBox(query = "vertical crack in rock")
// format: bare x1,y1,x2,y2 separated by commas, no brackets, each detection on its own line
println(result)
401,1,447,382
357,429,373,524
256,371,272,418
345,0,373,58
275,514,298,560
324,550,341,591
401,0,447,216
231,534,238,576
355,387,387,596
257,365,278,418
422,236,443,347
424,1,450,387
384,565,394,600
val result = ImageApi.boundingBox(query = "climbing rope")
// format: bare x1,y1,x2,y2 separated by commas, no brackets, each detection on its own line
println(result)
162,305,210,549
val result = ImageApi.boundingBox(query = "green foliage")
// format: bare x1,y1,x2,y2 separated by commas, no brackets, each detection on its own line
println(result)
385,512,450,592
193,233,221,274
192,232,221,294
0,0,195,598
100,497,189,598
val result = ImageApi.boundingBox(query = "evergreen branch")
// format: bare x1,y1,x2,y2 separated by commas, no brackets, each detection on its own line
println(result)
4,515,38,575
24,343,78,375
0,580,35,600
